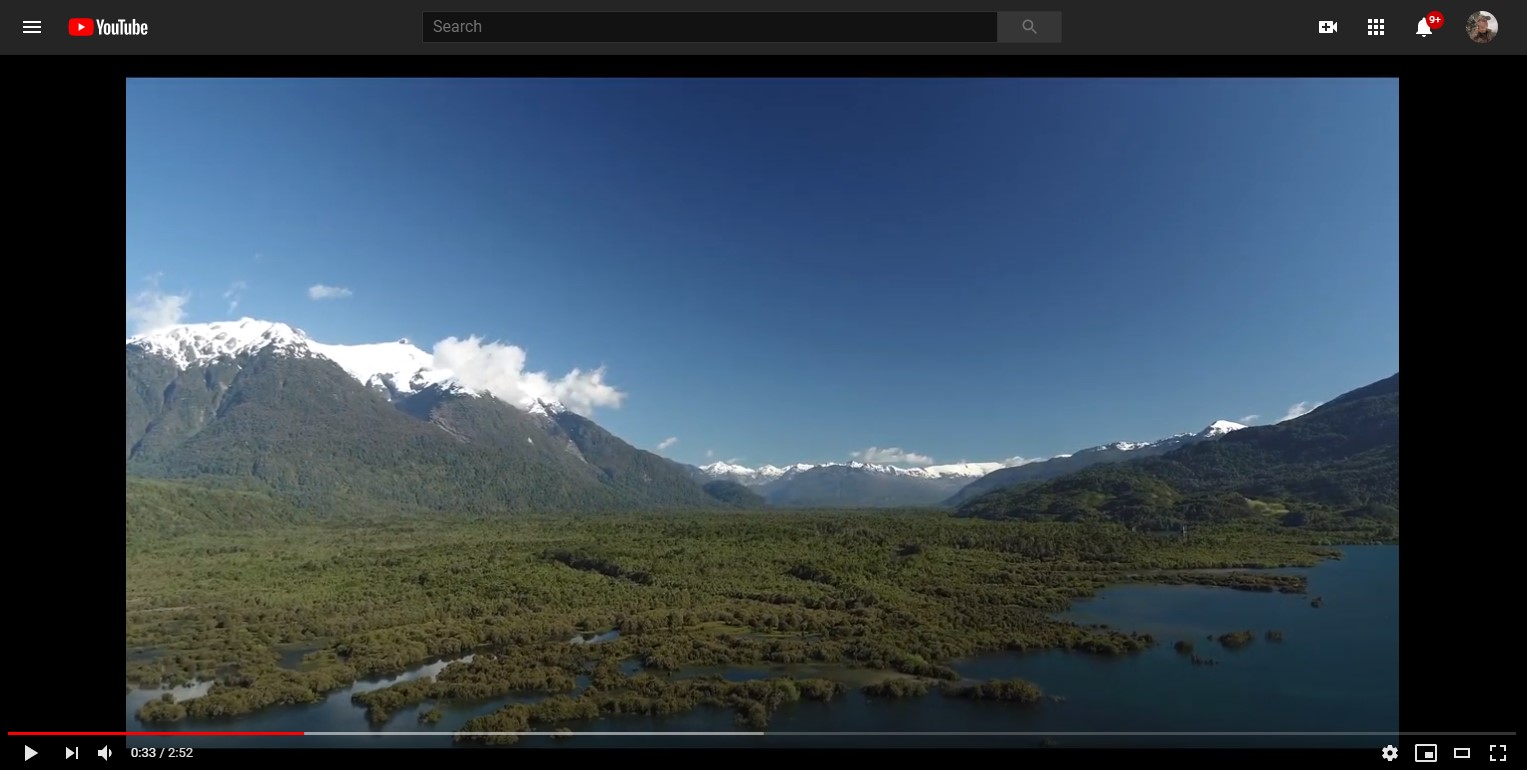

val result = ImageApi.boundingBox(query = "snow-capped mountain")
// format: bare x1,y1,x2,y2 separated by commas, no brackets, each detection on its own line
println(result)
126,318,1251,513
1200,419,1246,438
1068,420,1247,457
696,460,1010,487
696,420,1247,492
125,319,736,513
126,318,566,412
693,420,1249,509
943,420,1248,507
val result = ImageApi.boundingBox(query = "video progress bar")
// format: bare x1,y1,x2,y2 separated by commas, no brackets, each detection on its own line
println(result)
11,732,302,737
308,730,1513,737
12,731,1515,737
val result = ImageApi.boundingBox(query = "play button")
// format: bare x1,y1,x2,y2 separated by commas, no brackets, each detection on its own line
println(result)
25,746,38,761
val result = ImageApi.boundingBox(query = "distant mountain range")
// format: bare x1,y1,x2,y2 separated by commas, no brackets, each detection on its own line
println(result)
687,420,1248,508
124,317,1398,535
941,420,1247,507
956,374,1399,530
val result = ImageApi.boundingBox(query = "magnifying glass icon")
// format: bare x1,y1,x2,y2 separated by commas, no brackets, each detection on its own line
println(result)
1022,18,1037,33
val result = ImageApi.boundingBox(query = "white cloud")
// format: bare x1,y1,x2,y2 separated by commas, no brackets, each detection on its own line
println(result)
1240,414,1261,424
431,335,626,417
1278,402,1322,422
705,449,715,459
308,284,353,300
657,437,678,451
850,446,935,466
224,280,247,313
125,274,190,335
1001,456,1041,467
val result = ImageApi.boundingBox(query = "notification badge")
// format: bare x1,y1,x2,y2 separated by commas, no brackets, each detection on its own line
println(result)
68,18,95,36
1425,11,1445,30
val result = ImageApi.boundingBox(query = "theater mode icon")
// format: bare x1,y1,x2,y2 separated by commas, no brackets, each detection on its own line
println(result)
1319,20,1338,33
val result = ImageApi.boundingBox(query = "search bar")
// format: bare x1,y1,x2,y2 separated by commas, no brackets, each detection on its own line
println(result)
422,13,1061,44
997,12,1063,43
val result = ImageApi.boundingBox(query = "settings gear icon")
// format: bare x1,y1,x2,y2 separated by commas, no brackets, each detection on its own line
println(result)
1382,745,1400,761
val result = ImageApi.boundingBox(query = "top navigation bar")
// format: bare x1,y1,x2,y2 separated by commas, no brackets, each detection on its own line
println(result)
1,2,1517,55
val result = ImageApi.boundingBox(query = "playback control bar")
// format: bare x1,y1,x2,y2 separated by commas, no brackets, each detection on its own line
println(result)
19,744,111,761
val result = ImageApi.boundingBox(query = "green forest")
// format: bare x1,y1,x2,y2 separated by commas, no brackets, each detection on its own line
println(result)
126,499,1390,736
124,370,1399,738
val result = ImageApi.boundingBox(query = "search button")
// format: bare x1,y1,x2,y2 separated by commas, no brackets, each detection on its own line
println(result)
998,11,1062,42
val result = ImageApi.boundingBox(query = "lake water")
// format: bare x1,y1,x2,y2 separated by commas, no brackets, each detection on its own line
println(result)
126,546,1398,749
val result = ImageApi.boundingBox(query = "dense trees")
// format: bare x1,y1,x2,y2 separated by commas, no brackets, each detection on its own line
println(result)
863,679,933,698
451,675,849,743
127,509,1375,730
127,477,305,538
945,678,1045,703
701,480,766,507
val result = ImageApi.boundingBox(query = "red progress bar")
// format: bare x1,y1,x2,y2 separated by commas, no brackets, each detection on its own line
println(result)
10,732,304,736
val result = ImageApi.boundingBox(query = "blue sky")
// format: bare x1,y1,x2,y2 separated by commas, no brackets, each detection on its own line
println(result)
126,78,1398,467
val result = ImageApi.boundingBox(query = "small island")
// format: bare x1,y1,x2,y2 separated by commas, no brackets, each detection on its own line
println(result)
862,679,934,698
1218,630,1256,649
943,678,1045,703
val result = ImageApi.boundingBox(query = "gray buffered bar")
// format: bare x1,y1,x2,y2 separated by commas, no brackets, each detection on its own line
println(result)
997,11,1061,43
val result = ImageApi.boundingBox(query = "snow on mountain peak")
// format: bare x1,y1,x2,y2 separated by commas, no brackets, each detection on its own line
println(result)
699,462,818,484
700,461,754,476
697,418,1255,487
913,462,1008,479
526,398,569,417
306,337,467,399
127,318,315,369
127,318,484,403
1070,420,1244,455
698,459,1001,485
1199,420,1248,437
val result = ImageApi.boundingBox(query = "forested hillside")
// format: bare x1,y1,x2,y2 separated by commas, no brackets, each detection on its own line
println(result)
957,374,1399,532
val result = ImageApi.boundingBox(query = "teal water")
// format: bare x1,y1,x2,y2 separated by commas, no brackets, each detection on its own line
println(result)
126,546,1398,749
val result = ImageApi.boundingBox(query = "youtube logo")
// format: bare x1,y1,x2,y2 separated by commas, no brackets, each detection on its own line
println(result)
68,18,94,36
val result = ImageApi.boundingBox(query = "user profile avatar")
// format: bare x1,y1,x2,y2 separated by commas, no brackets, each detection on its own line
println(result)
1466,11,1498,43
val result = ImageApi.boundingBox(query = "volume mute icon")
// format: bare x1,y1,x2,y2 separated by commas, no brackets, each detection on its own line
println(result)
22,20,43,33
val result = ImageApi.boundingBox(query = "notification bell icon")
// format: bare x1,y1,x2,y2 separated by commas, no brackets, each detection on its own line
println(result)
1417,18,1432,35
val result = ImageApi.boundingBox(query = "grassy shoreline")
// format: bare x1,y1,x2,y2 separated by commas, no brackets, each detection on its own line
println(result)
126,511,1393,730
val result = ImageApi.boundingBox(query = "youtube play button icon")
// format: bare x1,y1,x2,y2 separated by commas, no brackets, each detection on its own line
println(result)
69,18,94,36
